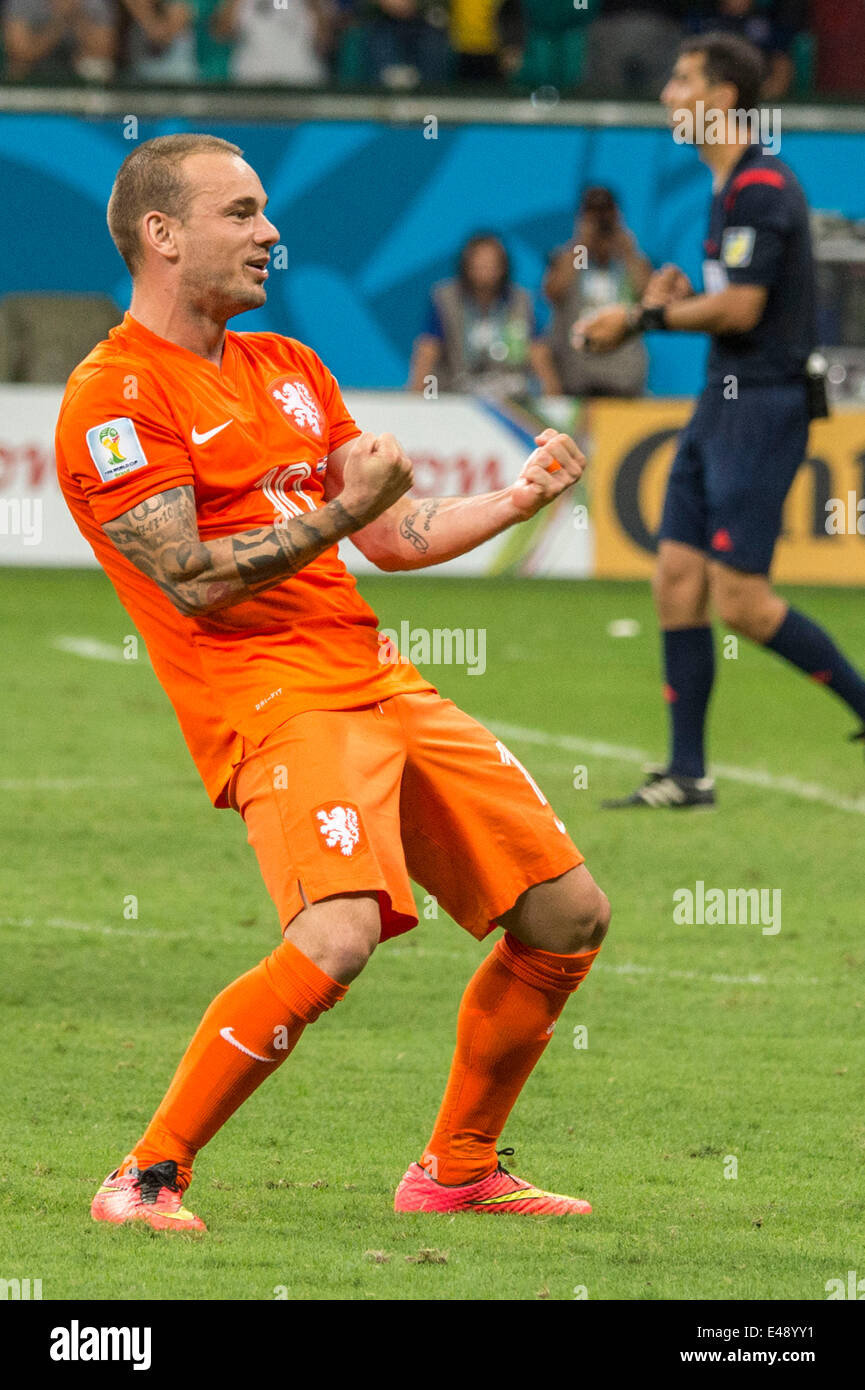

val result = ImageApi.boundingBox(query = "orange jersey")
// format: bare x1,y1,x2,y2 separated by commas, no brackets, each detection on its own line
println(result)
55,313,433,805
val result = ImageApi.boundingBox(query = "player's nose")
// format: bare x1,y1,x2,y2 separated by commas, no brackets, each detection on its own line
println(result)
255,213,280,247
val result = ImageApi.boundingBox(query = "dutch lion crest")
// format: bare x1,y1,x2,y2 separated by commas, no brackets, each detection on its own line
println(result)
270,378,324,436
316,805,360,856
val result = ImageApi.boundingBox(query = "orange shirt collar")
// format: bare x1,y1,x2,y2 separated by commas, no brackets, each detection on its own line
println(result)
120,311,234,376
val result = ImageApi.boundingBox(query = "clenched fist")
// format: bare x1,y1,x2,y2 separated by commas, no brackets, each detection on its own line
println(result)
340,432,414,527
510,428,587,518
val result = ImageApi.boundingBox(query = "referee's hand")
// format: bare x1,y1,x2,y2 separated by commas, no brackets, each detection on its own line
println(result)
644,263,693,307
572,305,631,353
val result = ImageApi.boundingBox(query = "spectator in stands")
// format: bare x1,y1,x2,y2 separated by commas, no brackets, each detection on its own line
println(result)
495,0,523,77
2,0,115,80
585,1,686,97
119,0,197,82
685,1,800,99
543,186,651,398
210,0,331,84
409,232,560,398
813,0,865,96
449,0,503,82
365,0,452,89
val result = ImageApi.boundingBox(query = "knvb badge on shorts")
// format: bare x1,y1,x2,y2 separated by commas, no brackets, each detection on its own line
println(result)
314,803,365,858
86,417,149,482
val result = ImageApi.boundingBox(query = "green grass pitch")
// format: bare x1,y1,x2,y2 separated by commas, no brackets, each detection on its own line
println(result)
1,568,863,1301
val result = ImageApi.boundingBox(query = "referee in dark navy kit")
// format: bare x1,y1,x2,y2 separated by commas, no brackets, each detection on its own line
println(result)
578,30,865,809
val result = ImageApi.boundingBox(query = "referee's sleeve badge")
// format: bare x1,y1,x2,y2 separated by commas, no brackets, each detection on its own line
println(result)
721,226,756,268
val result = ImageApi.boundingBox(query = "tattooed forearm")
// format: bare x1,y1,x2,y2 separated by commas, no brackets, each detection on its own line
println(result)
104,485,362,616
231,510,341,586
398,513,428,554
357,490,521,572
397,499,442,555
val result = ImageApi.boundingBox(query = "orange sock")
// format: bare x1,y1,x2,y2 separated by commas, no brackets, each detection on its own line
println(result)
421,931,600,1186
124,939,347,1189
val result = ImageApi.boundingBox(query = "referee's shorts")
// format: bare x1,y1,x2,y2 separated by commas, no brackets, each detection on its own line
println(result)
657,380,809,575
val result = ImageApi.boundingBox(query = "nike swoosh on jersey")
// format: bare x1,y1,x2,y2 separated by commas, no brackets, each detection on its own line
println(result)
191,420,233,445
219,1026,274,1063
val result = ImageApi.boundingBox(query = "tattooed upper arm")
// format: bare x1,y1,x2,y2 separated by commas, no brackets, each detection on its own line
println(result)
103,487,211,615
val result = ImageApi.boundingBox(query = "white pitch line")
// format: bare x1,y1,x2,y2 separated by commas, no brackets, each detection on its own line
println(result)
485,718,865,817
594,960,819,987
0,777,131,792
0,915,274,947
0,915,161,940
0,918,818,988
386,945,815,987
51,635,130,663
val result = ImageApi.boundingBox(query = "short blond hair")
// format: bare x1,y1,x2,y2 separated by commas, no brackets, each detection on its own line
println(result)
107,133,244,275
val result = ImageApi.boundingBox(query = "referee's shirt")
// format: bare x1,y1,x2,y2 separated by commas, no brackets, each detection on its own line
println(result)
702,141,816,387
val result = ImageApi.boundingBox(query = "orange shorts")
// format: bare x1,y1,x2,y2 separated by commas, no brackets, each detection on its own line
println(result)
227,689,584,942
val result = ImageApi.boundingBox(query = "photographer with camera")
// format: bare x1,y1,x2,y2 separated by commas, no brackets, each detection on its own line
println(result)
543,185,652,398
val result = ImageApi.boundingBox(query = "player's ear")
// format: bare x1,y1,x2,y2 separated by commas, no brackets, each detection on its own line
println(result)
714,79,739,114
140,210,181,264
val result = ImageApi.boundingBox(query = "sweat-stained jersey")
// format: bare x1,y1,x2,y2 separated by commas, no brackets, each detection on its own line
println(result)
55,313,434,806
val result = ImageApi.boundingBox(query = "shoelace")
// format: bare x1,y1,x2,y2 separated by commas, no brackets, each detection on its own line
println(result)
134,1162,180,1204
495,1146,515,1175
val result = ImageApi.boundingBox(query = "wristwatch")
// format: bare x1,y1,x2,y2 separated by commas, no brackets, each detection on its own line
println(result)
633,304,668,333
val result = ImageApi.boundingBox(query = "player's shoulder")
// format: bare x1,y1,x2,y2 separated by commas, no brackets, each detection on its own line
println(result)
61,314,161,394
228,329,332,379
56,328,175,451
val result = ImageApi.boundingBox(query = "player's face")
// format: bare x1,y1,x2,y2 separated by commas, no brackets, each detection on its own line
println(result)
171,153,280,317
661,52,714,132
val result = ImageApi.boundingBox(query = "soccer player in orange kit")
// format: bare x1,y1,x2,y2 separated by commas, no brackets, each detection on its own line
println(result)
55,134,610,1231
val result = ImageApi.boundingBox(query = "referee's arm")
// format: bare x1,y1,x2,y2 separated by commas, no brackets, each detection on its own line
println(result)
580,177,792,350
575,282,766,349
646,283,767,334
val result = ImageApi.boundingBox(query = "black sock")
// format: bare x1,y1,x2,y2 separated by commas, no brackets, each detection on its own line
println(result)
663,627,715,779
765,607,865,723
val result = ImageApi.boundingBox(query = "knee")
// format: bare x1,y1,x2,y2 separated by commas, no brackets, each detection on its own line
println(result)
558,883,612,955
328,921,379,982
584,886,612,951
652,551,704,620
284,893,381,984
651,561,675,608
713,583,751,635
